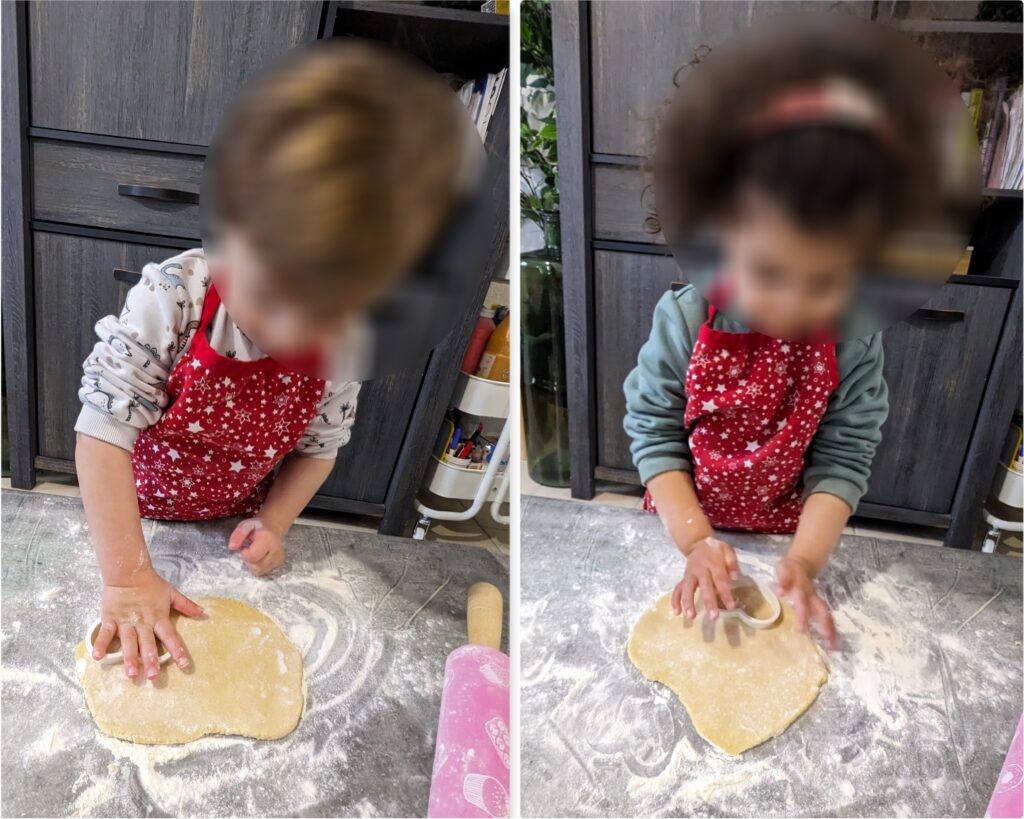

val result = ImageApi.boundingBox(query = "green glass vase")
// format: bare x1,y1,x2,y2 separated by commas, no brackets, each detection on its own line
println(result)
521,214,571,487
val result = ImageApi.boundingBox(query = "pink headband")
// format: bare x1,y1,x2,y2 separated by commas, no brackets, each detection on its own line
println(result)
745,77,896,147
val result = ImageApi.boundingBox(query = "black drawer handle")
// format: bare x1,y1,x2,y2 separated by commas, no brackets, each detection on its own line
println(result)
913,308,965,322
117,183,199,205
113,268,142,286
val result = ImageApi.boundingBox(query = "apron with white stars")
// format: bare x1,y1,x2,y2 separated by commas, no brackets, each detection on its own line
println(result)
644,303,839,534
131,285,326,521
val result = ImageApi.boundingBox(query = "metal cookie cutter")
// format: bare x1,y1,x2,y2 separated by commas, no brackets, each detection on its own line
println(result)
85,619,172,666
718,575,781,629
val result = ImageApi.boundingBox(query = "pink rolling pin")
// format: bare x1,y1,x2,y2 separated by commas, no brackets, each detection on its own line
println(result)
428,582,510,818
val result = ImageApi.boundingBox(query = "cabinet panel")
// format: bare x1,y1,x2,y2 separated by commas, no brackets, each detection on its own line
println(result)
589,1,873,156
594,250,683,471
28,1,321,145
32,141,204,239
863,283,1011,513
320,361,429,506
593,164,662,245
33,232,185,461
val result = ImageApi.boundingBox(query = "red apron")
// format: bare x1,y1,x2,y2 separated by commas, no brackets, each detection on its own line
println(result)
644,304,839,533
131,285,326,521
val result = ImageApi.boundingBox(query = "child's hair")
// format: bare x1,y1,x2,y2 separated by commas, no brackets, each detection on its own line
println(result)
648,15,958,248
207,40,471,318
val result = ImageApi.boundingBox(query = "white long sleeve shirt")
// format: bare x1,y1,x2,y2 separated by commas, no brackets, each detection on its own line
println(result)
75,248,359,459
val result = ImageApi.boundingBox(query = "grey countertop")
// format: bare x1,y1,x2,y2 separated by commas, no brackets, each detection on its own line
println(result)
520,496,1022,818
0,489,508,818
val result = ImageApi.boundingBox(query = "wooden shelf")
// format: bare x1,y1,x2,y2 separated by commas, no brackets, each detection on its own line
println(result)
334,2,508,27
888,19,1022,35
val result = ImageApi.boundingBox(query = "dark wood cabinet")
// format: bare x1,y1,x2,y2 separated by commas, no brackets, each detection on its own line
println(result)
553,1,1022,548
27,1,323,146
3,1,509,535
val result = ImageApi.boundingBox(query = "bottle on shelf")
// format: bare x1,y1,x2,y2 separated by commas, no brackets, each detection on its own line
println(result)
460,307,497,375
476,314,510,382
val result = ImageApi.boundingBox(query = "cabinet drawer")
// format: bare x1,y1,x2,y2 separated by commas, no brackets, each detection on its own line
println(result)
33,231,186,462
863,282,1012,513
32,141,203,239
28,1,322,145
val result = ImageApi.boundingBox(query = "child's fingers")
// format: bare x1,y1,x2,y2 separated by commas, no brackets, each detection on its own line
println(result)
92,620,118,660
774,560,794,595
228,519,260,552
722,546,740,580
709,564,736,610
789,589,810,634
170,589,204,618
810,596,838,651
118,624,140,680
240,535,272,565
154,618,191,670
247,547,284,577
698,573,719,620
136,624,161,680
671,581,685,616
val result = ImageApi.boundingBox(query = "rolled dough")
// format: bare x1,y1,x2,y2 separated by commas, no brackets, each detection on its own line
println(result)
74,597,304,744
627,588,828,756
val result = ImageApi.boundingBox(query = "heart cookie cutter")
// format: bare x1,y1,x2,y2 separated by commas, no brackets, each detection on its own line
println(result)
718,575,781,629
85,619,172,666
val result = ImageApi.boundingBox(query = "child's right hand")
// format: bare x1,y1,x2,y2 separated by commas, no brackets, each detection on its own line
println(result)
672,536,741,620
93,569,204,680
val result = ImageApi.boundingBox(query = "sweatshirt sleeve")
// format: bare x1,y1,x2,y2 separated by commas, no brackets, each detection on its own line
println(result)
802,332,889,512
623,287,705,485
75,251,209,451
294,380,360,459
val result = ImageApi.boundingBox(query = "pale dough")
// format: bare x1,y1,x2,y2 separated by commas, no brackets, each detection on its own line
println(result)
74,597,304,744
627,588,828,756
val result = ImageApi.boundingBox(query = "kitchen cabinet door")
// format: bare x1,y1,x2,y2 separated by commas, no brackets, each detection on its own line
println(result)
33,232,185,462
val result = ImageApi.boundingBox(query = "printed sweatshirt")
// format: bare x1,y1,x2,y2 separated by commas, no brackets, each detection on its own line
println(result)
75,248,359,459
623,285,889,512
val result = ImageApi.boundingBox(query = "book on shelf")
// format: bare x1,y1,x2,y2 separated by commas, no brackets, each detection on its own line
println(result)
453,69,507,141
971,76,1023,191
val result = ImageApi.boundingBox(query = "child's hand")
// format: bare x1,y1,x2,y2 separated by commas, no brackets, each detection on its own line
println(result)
228,518,285,576
774,557,838,651
672,536,741,620
94,570,203,679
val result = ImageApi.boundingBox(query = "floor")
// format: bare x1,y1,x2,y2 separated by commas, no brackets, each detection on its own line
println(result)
520,461,1024,555
0,473,509,556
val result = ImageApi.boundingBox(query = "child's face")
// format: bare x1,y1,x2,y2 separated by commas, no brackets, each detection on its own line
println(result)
208,230,350,359
719,187,865,340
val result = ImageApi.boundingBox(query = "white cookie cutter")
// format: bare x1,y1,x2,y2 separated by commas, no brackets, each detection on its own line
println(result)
85,619,172,666
718,575,781,629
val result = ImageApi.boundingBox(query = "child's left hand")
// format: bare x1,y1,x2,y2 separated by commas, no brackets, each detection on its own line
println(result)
228,518,285,576
774,557,838,651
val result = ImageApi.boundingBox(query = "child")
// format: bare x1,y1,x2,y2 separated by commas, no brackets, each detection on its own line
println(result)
624,21,951,649
76,41,472,680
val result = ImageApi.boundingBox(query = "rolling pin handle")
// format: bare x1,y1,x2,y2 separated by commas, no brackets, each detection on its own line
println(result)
466,582,503,650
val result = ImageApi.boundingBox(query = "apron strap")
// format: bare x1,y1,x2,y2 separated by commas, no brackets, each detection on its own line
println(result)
198,283,222,334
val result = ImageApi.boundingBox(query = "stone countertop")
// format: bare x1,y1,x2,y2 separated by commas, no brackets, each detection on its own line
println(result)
520,496,1022,818
1,489,508,818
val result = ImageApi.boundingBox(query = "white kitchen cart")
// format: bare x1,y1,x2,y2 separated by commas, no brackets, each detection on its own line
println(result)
413,372,510,540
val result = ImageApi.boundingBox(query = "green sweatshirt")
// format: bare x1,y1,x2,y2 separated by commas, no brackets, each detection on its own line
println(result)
623,285,889,512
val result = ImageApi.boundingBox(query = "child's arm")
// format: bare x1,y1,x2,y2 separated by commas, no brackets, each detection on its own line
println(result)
76,434,203,679
780,332,888,650
647,470,740,619
74,252,208,679
624,288,741,618
776,492,847,651
228,454,336,575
